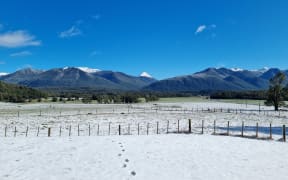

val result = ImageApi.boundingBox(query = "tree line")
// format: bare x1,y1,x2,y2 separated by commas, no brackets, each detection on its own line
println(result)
1,72,287,111
0,81,48,103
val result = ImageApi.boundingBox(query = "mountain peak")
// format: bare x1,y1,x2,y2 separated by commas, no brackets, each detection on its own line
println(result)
140,72,153,78
0,72,9,76
62,67,101,73
257,67,269,73
77,67,101,73
230,68,244,72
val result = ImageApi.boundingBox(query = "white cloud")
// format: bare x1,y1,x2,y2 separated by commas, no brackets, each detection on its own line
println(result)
195,24,217,35
195,25,207,35
0,30,41,48
10,50,32,57
59,26,82,38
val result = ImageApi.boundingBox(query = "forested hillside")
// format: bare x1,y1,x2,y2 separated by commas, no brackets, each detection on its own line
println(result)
0,81,48,103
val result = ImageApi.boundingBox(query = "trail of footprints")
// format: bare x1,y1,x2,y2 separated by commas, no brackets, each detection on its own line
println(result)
113,140,136,177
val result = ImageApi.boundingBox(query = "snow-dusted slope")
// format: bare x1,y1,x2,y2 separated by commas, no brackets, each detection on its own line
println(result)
140,72,153,78
0,72,9,76
1,135,287,180
77,67,101,73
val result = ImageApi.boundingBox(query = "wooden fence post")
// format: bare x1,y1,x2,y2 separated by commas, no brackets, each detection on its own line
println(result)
137,123,140,135
201,120,204,134
4,125,7,137
166,120,169,134
88,123,91,136
241,121,244,137
26,126,29,137
269,123,272,140
283,125,286,142
69,125,71,136
156,122,159,134
108,122,111,135
59,126,62,137
188,119,192,133
128,124,131,135
118,125,121,135
14,126,17,137
256,122,258,138
37,126,40,137
213,120,216,135
78,124,80,136
97,124,99,136
227,121,230,136
48,127,51,137
147,123,149,135
177,120,180,133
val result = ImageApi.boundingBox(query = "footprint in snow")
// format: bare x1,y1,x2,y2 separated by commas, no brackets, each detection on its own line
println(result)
131,171,136,176
125,159,129,162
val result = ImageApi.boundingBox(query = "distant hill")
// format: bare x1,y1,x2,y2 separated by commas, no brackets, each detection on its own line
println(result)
0,81,47,103
1,67,288,93
144,67,288,92
0,67,157,91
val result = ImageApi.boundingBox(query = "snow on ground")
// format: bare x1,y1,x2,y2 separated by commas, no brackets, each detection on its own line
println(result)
0,101,287,139
0,101,288,179
0,134,288,180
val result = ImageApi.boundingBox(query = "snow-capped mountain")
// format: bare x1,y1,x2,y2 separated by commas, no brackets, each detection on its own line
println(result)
230,68,244,72
0,72,9,76
1,66,287,92
62,67,101,73
255,67,269,73
145,67,288,92
0,67,156,91
140,72,153,78
77,67,101,73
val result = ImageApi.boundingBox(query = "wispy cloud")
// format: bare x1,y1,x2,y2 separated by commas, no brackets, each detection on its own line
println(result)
195,24,217,35
59,26,82,38
0,30,41,48
0,60,5,65
0,24,3,31
195,25,207,35
10,50,32,57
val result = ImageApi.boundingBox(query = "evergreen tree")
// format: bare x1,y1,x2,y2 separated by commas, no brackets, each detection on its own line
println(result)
265,72,286,111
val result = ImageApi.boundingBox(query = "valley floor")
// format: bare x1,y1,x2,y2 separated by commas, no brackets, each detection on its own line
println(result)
0,101,288,179
1,134,288,180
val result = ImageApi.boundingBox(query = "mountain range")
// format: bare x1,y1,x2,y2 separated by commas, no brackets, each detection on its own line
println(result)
0,67,156,91
0,67,288,92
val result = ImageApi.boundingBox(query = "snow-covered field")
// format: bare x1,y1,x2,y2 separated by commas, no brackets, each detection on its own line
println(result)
1,135,288,180
0,101,288,180
0,101,287,138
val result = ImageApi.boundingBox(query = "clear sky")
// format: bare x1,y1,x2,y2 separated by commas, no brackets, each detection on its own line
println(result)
0,0,288,79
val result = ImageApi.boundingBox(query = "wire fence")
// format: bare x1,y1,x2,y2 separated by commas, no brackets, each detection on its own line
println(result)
1,119,287,142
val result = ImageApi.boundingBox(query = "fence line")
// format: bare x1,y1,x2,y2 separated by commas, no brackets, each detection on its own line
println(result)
1,119,287,142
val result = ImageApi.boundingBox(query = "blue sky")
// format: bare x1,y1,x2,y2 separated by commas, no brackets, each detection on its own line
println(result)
0,0,288,79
